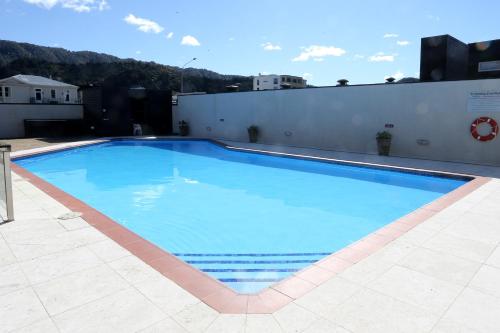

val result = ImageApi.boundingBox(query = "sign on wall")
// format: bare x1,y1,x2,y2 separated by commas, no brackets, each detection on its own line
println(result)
468,92,500,113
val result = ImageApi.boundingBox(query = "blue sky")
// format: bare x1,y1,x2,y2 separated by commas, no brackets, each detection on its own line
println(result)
1,0,500,85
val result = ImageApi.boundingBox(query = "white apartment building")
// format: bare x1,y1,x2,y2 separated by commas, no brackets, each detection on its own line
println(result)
0,75,79,104
253,74,307,91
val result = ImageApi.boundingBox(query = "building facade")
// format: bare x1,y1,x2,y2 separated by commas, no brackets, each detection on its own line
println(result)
0,75,79,104
253,74,307,91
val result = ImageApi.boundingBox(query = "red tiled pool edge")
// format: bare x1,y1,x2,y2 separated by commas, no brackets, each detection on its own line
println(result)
11,151,491,314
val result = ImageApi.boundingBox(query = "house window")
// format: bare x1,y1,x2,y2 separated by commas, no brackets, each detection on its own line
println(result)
35,89,42,101
51,89,56,99
0,87,3,97
4,87,9,97
293,79,297,83
282,77,286,82
273,78,278,84
257,80,260,85
65,91,70,102
287,78,291,82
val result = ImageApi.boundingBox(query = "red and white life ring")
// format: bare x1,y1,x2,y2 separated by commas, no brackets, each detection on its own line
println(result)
470,117,498,142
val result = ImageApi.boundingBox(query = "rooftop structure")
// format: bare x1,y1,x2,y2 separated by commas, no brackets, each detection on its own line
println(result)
253,74,307,91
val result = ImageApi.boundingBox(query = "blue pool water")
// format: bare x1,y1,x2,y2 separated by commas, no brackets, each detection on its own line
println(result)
16,140,466,293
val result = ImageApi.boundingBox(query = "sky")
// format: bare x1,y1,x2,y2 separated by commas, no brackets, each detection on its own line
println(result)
1,0,500,86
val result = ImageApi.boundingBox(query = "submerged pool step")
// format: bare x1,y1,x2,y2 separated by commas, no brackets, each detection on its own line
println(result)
174,252,331,293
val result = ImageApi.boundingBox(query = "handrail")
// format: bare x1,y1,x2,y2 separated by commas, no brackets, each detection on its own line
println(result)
0,144,14,223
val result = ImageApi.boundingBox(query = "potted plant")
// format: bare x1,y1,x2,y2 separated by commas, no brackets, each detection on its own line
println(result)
179,120,189,136
247,125,259,143
376,131,392,156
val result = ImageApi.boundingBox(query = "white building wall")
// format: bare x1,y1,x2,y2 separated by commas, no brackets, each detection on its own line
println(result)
0,84,78,104
253,75,281,91
175,79,500,166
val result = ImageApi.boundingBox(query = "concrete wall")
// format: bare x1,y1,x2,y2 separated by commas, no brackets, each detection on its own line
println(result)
0,104,83,139
175,78,500,166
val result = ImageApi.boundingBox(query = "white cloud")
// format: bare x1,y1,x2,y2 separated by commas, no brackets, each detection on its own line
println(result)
135,50,142,55
24,0,109,12
397,40,410,46
426,14,440,22
354,54,365,59
385,71,404,80
302,73,313,81
383,33,399,38
166,32,174,39
261,42,281,51
124,14,164,34
228,37,235,41
313,58,324,62
181,35,201,46
292,45,346,62
369,52,396,62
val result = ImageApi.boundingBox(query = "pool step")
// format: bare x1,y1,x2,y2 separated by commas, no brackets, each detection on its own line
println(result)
174,252,331,294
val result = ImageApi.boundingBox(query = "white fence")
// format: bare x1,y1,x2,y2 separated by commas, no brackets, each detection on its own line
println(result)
175,78,500,166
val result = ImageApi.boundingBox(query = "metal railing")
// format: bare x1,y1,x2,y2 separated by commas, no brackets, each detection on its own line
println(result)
0,144,14,223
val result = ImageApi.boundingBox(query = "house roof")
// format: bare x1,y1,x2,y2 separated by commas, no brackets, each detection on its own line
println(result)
0,75,78,88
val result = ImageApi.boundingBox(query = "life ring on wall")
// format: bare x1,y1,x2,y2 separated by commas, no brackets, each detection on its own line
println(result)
470,117,498,142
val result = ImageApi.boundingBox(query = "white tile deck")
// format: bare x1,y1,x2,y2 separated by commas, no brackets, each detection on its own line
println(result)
1,142,500,332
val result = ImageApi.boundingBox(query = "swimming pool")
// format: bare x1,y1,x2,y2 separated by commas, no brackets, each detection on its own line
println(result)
16,140,467,293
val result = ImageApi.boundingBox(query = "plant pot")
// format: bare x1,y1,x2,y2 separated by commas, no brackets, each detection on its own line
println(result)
248,130,258,143
377,138,391,156
179,125,189,136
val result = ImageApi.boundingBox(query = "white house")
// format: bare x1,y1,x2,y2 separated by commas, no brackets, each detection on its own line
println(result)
253,74,307,91
0,75,79,104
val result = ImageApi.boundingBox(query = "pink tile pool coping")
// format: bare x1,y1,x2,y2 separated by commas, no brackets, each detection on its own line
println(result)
10,139,491,314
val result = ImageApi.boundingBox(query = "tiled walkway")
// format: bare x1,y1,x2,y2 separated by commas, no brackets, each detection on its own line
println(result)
1,141,500,332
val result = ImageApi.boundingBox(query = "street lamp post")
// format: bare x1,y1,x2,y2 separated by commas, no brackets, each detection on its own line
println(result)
180,57,197,93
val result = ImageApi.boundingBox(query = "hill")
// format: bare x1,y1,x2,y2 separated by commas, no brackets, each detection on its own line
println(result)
0,40,253,93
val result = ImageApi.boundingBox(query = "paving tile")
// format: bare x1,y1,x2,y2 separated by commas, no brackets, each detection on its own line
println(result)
34,264,129,315
134,274,200,316
272,277,315,299
431,319,480,333
108,255,160,284
485,246,500,268
368,265,463,315
327,288,438,333
441,287,500,333
0,263,30,296
273,302,319,333
303,319,351,333
395,227,436,246
0,237,16,267
138,317,188,333
399,247,481,285
0,288,49,333
245,314,283,333
11,318,59,333
294,277,361,318
173,302,219,333
469,265,500,298
363,239,416,263
86,239,131,262
337,255,394,285
52,288,166,333
57,217,90,231
423,232,496,263
20,246,102,285
205,314,246,333
444,212,500,245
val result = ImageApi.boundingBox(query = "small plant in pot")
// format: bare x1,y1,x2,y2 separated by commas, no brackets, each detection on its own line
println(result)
247,125,259,143
376,131,392,156
179,120,189,136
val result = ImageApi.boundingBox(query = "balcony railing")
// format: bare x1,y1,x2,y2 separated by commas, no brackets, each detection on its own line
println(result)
0,144,14,223
29,97,82,104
